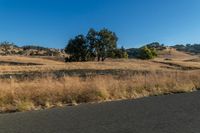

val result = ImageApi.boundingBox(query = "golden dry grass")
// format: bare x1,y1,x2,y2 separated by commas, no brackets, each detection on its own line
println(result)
154,58,200,70
157,48,197,60
155,48,200,69
0,55,199,75
0,55,65,65
0,70,199,112
0,55,199,112
0,57,183,75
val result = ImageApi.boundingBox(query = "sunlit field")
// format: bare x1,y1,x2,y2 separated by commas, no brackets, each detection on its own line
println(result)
0,54,200,112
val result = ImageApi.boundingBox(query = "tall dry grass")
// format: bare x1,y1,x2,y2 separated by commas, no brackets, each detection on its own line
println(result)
0,70,199,112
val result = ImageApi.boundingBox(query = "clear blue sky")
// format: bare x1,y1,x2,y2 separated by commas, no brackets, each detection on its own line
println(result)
0,0,200,48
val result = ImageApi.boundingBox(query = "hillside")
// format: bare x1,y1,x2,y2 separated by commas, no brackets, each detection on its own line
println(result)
0,54,200,112
172,44,200,54
126,42,199,60
0,42,67,57
0,42,200,112
157,47,196,60
0,42,199,63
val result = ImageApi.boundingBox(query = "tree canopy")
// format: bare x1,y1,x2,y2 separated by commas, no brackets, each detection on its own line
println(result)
65,28,128,62
65,35,89,62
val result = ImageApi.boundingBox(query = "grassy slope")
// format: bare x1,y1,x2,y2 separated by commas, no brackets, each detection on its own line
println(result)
0,51,200,112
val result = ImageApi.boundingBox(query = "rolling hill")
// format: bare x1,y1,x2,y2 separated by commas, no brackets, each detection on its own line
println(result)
0,42,67,57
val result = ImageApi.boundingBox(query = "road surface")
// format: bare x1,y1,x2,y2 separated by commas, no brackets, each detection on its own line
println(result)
0,91,200,133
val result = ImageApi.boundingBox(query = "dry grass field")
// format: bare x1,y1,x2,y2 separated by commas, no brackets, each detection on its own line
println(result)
0,50,200,112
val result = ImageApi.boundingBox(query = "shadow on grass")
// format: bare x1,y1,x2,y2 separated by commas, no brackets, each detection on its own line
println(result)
0,69,154,80
0,61,43,66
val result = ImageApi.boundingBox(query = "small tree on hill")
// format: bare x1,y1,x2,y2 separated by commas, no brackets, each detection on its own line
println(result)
139,46,157,59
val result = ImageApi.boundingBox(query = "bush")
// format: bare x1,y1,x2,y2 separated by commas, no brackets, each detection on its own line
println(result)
139,46,157,59
16,101,35,112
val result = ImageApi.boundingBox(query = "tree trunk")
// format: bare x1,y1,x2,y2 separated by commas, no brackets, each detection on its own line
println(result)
101,57,105,61
97,56,100,61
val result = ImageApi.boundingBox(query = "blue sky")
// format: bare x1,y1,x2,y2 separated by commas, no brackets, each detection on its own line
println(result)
0,0,200,48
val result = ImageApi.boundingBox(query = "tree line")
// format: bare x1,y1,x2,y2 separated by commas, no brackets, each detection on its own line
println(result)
64,28,128,62
172,44,200,54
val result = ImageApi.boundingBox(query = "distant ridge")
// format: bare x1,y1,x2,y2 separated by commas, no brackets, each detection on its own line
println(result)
126,42,200,58
1,41,200,59
0,42,67,57
172,44,200,54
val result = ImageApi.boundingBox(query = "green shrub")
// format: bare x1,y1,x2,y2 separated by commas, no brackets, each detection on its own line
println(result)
139,46,157,59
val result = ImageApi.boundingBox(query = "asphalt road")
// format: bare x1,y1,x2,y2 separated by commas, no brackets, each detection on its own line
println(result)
1,91,200,133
